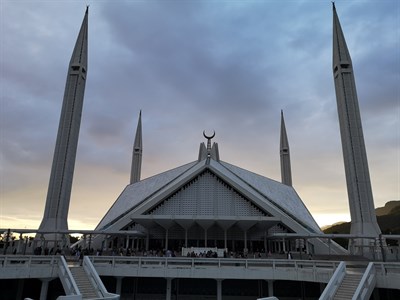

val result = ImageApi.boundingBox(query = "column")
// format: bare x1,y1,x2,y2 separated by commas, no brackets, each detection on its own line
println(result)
185,229,188,248
146,231,149,251
264,231,267,254
282,238,286,253
349,238,354,255
23,237,28,255
104,235,109,252
134,277,138,299
216,279,222,300
115,277,123,295
125,235,130,249
110,237,115,253
39,279,50,300
244,231,247,253
165,229,169,250
224,230,227,249
16,279,24,300
204,228,208,247
268,280,274,297
166,278,172,300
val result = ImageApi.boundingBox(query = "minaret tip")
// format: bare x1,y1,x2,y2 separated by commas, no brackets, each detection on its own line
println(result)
130,111,143,184
280,111,292,186
332,2,336,11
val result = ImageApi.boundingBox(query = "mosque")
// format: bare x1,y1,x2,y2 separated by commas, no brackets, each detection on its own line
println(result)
32,3,361,257
36,2,380,258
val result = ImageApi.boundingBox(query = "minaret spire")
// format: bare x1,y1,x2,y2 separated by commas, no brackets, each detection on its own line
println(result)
280,110,292,186
332,5,381,254
130,110,143,184
38,8,89,245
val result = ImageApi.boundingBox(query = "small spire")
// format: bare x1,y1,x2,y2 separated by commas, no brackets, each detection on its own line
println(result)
280,110,289,151
280,110,292,186
130,110,143,184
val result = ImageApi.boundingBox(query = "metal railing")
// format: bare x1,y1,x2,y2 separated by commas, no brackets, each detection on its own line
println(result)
89,256,340,282
0,255,59,279
82,256,119,299
90,256,339,269
0,254,58,266
318,261,346,300
57,256,81,299
353,262,376,300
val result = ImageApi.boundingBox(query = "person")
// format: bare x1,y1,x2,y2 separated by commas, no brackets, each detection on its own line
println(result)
79,250,84,266
287,252,292,259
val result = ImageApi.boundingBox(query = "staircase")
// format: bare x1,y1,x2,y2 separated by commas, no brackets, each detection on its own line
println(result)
333,272,363,300
69,266,99,299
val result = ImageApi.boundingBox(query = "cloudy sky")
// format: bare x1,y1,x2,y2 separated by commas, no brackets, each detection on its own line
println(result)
1,0,399,231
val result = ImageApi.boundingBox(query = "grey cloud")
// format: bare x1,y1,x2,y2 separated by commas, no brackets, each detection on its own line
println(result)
1,1,398,229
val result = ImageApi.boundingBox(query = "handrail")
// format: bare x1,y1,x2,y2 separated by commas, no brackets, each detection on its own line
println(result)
0,255,59,279
57,256,81,299
374,261,400,275
319,261,346,300
353,262,376,300
82,256,119,299
89,256,340,272
0,254,58,266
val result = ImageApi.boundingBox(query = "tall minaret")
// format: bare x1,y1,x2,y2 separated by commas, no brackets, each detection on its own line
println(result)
280,110,292,186
130,111,143,184
332,4,381,252
38,8,88,244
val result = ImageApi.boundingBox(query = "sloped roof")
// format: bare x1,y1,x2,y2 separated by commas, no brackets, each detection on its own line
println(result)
95,157,321,234
217,161,321,232
96,161,198,230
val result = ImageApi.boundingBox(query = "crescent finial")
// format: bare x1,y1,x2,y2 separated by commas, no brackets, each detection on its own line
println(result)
203,130,215,140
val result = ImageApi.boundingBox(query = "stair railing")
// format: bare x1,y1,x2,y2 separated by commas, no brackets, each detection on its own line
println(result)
57,256,82,300
82,256,119,299
353,262,376,300
319,261,346,300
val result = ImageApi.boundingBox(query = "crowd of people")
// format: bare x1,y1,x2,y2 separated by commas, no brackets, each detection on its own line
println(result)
28,245,311,261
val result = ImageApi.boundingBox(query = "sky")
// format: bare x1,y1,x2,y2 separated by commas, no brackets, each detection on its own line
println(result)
0,0,399,231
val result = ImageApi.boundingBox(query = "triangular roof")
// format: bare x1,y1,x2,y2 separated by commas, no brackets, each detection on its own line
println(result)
96,156,321,234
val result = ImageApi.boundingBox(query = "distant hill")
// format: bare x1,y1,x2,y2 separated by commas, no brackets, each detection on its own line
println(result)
323,200,400,235
320,221,347,231
375,200,400,216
